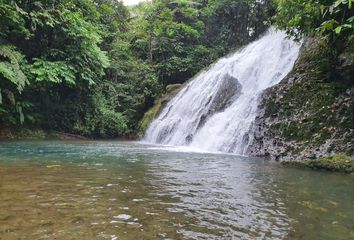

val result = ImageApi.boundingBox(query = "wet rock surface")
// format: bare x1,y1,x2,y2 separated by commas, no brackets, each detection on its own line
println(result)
248,38,354,162
196,74,242,130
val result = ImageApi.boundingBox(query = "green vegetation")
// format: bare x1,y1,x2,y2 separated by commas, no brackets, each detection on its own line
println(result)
0,0,352,146
274,0,354,43
0,0,126,136
0,0,273,138
273,0,354,69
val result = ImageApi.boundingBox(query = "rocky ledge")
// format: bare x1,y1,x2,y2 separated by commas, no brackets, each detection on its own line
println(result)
248,38,354,166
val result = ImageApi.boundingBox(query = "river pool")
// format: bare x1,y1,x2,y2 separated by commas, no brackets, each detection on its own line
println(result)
0,141,353,239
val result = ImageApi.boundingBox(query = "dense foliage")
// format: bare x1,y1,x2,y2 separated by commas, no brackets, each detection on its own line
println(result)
0,0,275,138
0,0,120,134
274,0,354,50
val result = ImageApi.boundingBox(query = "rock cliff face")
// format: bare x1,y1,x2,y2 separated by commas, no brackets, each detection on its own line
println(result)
248,38,354,161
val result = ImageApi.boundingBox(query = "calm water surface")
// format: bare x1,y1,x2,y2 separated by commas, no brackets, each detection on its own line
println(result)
0,141,353,240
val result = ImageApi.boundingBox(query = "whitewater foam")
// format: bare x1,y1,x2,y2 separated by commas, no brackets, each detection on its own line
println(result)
144,28,300,155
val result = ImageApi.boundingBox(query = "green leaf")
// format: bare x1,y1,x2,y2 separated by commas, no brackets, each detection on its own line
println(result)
30,59,76,85
0,45,28,92
335,26,342,34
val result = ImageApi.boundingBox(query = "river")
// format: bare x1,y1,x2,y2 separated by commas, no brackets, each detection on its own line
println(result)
0,141,353,239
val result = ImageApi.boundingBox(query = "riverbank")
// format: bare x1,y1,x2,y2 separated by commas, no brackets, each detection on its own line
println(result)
280,154,354,174
0,128,88,141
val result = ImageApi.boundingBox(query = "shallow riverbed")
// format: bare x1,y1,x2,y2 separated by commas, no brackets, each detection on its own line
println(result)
0,141,353,239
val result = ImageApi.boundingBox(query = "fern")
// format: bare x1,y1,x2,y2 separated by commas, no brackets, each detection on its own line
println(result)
30,58,76,85
0,44,28,92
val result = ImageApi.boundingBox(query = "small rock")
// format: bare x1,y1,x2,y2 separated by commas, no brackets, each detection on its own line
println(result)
71,216,85,224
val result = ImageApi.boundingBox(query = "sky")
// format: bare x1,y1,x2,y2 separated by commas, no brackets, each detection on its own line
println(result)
122,0,146,6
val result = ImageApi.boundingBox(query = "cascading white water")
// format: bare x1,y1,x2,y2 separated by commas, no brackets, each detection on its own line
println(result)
144,28,301,154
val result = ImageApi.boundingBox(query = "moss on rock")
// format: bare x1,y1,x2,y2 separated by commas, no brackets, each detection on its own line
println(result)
249,37,354,160
136,84,183,138
281,154,354,173
136,98,163,138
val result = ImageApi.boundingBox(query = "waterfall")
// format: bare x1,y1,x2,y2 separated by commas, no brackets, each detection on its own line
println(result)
144,28,300,155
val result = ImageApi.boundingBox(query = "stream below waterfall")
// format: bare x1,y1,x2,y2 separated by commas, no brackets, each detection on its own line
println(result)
0,141,353,240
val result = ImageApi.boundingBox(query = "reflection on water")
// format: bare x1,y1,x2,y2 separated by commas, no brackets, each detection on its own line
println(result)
0,141,353,239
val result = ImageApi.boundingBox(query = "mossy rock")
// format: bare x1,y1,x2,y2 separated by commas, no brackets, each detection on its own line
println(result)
258,37,354,158
166,84,182,94
136,84,183,138
281,154,354,173
136,98,163,138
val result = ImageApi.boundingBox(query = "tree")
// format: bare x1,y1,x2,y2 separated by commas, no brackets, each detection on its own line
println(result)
273,0,354,46
201,0,274,54
0,0,110,127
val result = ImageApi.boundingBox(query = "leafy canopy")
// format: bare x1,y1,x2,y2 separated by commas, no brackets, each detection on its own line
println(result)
274,0,354,43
